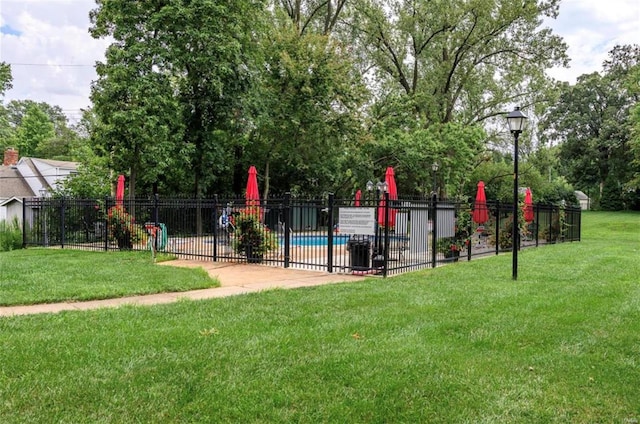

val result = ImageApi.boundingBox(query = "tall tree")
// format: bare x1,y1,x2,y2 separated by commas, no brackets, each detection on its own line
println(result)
0,62,11,96
90,0,266,198
275,0,348,35
2,100,78,160
541,45,640,209
347,0,568,127
0,63,13,150
250,15,366,197
12,105,56,158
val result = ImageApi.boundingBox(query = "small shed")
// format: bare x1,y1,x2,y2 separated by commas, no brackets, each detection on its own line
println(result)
574,191,590,210
0,197,24,225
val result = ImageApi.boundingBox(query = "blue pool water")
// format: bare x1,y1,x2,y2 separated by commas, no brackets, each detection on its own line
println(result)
284,235,349,246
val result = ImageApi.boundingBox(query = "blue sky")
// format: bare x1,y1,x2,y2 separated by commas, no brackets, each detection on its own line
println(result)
0,0,638,123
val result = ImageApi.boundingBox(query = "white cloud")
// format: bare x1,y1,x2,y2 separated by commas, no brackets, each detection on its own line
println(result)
0,0,108,122
546,0,640,83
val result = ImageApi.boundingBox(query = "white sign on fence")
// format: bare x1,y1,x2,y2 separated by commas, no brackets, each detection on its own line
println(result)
338,207,376,235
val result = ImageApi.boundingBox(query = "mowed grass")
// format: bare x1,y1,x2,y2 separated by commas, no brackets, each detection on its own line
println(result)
0,249,218,306
0,211,639,423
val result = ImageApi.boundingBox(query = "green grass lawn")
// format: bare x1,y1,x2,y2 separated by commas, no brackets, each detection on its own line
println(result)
0,249,218,306
0,211,639,423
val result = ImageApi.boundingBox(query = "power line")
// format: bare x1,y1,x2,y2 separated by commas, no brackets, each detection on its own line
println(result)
8,63,94,68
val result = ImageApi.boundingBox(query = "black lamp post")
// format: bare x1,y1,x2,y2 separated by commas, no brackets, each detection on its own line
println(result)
367,179,388,268
431,162,439,198
506,106,528,280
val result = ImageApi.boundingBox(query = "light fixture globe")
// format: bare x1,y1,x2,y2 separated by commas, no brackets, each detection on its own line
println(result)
376,181,388,192
506,107,528,133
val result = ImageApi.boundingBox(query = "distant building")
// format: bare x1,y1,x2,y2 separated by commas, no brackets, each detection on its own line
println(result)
0,148,78,224
574,190,590,210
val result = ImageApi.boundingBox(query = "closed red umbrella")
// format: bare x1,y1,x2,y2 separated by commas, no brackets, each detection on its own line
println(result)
378,167,398,227
245,166,261,215
116,174,125,207
472,181,489,224
524,187,534,223
354,189,361,207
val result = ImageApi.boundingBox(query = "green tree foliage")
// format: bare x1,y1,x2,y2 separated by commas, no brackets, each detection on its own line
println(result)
0,62,11,96
625,62,640,208
348,0,567,126
90,0,265,198
337,0,567,197
365,123,485,196
250,17,366,197
57,109,112,198
275,0,348,35
1,100,79,160
12,105,55,158
541,45,640,210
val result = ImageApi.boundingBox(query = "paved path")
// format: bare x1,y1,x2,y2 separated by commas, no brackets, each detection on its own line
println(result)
0,261,367,317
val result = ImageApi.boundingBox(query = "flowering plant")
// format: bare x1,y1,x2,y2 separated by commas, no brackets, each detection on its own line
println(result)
436,204,472,256
232,207,278,261
107,206,145,250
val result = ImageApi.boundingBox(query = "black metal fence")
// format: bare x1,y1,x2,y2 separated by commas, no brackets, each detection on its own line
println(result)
22,195,581,277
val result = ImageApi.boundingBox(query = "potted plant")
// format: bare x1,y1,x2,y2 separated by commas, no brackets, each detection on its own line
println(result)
232,208,278,263
436,206,471,261
107,206,145,250
436,236,465,261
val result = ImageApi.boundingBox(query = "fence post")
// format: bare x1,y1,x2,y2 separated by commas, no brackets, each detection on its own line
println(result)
153,193,159,253
212,194,218,261
577,208,582,242
22,197,27,248
327,193,334,273
383,191,390,277
466,214,471,261
60,197,66,249
104,196,109,251
431,193,437,268
284,192,291,268
495,200,500,255
535,203,539,247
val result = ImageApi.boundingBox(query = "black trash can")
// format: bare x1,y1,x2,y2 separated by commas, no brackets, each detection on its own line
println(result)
347,236,371,271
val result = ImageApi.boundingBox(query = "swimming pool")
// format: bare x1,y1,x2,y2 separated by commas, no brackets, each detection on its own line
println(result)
284,235,350,246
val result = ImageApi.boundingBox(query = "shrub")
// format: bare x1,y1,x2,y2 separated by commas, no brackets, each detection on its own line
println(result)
107,206,146,250
232,208,278,261
0,217,23,252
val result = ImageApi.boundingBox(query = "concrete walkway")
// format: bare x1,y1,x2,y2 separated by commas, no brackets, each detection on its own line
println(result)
0,261,367,317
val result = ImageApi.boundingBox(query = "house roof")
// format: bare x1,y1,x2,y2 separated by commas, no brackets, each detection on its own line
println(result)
0,165,33,199
0,196,23,207
574,190,590,200
0,156,78,200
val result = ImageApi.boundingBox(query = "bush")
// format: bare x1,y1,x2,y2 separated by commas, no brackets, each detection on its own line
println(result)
0,217,23,252
107,206,147,250
232,208,278,261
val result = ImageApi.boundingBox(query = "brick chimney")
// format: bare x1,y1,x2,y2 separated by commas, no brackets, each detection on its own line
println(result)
3,148,19,166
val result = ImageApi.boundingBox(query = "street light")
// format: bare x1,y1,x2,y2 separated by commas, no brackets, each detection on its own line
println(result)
506,106,528,280
431,162,439,198
366,180,374,196
366,179,388,269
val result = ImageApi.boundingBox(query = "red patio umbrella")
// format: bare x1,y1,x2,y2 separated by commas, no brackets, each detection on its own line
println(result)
378,167,398,227
524,187,534,223
116,174,125,207
472,180,489,225
354,189,361,207
245,165,260,208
